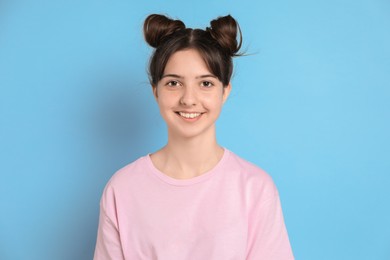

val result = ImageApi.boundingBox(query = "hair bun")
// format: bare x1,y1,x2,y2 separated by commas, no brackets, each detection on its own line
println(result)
207,15,242,56
143,14,185,48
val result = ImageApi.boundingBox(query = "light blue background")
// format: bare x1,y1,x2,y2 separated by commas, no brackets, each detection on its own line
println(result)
1,0,389,259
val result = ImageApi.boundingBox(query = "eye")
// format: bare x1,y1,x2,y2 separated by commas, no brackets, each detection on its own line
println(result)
201,81,214,88
166,80,180,87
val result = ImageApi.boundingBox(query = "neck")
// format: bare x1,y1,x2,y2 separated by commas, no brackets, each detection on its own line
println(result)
153,127,224,179
166,133,221,163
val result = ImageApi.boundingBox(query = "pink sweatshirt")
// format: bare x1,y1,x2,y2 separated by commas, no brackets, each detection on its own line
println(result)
94,148,294,259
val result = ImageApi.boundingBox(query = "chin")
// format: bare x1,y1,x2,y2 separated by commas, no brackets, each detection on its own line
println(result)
169,125,216,140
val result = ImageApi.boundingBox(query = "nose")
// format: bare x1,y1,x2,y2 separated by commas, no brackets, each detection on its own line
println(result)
180,86,197,106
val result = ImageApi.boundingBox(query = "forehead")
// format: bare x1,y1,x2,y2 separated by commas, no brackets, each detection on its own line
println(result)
163,49,212,76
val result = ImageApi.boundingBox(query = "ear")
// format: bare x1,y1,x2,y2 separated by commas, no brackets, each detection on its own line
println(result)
222,83,232,104
152,85,158,99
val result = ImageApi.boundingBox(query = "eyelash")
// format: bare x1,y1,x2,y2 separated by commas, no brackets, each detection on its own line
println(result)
164,80,214,88
166,81,181,87
201,81,214,88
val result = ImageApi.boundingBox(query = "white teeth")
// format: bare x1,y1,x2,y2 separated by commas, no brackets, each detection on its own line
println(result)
179,112,201,119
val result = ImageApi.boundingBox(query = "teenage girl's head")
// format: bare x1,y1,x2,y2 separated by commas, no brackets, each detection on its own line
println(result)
143,14,242,88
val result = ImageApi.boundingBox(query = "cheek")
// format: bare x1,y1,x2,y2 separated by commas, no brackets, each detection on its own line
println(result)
157,94,180,114
158,100,171,111
208,92,224,103
157,92,173,105
204,96,224,112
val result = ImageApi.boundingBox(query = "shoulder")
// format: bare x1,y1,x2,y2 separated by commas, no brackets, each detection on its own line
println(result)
110,156,148,183
99,155,152,210
227,150,273,183
102,155,150,196
226,150,279,200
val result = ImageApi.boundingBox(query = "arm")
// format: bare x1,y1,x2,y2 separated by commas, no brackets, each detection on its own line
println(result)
246,185,294,260
94,185,125,260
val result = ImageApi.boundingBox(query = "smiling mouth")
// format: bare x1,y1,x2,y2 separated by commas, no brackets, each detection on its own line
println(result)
176,112,203,119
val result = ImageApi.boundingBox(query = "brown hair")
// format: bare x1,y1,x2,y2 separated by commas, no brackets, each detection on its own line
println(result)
143,14,243,87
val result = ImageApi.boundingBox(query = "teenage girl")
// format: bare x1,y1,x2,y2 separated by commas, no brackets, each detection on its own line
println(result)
94,13,294,260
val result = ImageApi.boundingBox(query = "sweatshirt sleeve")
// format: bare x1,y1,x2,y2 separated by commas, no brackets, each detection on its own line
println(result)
245,183,294,260
93,184,125,260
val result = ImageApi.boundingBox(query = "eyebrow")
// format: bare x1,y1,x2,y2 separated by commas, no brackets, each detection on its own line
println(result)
161,74,217,79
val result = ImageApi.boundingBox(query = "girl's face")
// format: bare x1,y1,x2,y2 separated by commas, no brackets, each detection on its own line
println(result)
154,48,231,139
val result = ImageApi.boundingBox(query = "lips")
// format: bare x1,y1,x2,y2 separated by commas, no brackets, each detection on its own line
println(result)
178,112,202,119
175,111,205,120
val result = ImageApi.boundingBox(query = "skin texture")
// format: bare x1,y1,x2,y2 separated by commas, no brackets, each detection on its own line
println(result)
150,48,231,179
